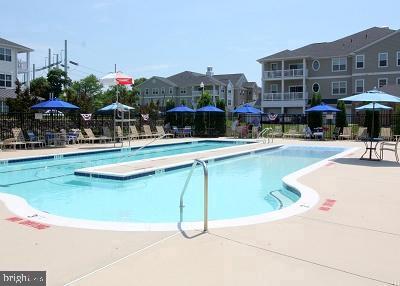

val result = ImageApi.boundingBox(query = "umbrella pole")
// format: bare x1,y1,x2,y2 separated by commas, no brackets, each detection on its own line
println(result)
113,107,116,148
370,102,375,160
128,110,131,147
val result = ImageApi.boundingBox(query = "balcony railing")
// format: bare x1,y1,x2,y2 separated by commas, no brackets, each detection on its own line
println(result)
263,68,307,80
192,90,219,96
17,61,28,73
263,92,308,101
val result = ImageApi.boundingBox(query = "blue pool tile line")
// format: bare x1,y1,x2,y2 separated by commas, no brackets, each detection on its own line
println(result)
74,145,281,181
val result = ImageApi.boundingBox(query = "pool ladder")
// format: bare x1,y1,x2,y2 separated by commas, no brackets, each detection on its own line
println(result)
179,159,209,232
258,127,273,144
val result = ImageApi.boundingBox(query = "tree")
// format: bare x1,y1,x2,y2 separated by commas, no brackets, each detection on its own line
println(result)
47,68,71,98
30,77,50,100
66,74,103,113
196,91,213,108
336,100,347,129
6,80,39,112
308,92,322,129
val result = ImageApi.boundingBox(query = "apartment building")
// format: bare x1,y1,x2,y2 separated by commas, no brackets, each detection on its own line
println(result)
137,67,260,110
0,37,33,113
257,27,400,114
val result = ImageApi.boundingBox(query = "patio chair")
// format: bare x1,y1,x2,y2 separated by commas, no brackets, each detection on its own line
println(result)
271,126,283,138
83,128,107,144
56,129,68,147
304,126,313,139
339,127,352,140
355,127,368,141
143,125,158,138
380,127,392,141
312,127,324,140
251,126,259,139
156,126,174,138
26,130,45,148
115,126,128,141
283,127,303,139
67,129,80,144
172,126,183,138
3,128,27,150
183,126,192,137
128,126,141,140
380,136,399,162
332,127,341,140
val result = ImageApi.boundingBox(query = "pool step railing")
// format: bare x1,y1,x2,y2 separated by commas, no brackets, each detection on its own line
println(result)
258,128,273,144
179,159,209,232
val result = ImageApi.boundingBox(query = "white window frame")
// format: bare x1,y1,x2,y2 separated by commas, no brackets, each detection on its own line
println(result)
397,51,400,67
312,60,320,71
169,87,173,94
331,81,347,95
355,54,365,69
378,52,388,68
0,73,12,88
145,88,149,95
152,88,159,95
161,87,165,94
0,47,12,62
288,85,303,93
270,84,278,93
270,62,278,70
355,79,364,93
332,57,347,72
312,82,320,93
378,78,388,88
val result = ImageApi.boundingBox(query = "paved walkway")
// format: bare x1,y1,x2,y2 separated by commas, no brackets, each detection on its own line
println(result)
0,138,399,285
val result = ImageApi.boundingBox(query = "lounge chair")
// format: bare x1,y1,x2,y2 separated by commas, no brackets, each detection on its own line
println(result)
156,126,174,138
339,127,352,140
380,135,399,162
116,126,128,141
271,126,283,138
355,127,368,140
283,128,303,139
3,128,27,150
83,128,107,144
128,126,141,140
332,127,341,140
143,125,158,138
380,127,392,141
26,130,45,148
251,126,259,139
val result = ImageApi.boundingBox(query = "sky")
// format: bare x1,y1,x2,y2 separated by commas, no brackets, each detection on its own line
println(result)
2,0,399,85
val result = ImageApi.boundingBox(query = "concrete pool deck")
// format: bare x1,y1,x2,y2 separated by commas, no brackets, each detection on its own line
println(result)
0,138,399,285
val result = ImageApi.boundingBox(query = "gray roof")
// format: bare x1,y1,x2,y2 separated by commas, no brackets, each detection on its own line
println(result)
0,89,16,100
153,76,177,87
213,73,245,88
378,84,400,97
242,81,258,89
0,37,33,52
167,71,226,86
258,27,397,62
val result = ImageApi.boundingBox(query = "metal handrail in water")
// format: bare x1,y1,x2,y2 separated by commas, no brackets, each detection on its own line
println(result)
258,127,273,143
179,159,209,232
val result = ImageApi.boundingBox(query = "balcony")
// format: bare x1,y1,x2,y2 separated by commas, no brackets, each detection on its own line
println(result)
192,90,220,96
17,60,28,73
263,68,307,80
263,92,308,101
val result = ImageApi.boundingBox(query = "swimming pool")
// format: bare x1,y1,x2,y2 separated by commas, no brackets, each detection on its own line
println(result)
0,144,347,230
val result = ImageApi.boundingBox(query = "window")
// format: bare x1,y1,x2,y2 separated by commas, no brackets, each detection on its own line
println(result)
332,57,347,71
0,73,12,88
270,84,278,93
0,48,12,62
145,88,149,95
152,88,159,95
397,51,400,66
289,63,303,70
169,87,173,94
180,88,186,94
228,89,232,94
161,87,165,94
378,78,388,88
227,99,232,106
270,63,278,70
312,60,320,71
332,81,347,95
356,55,364,69
397,78,400,85
378,52,388,67
289,86,303,93
355,79,364,93
312,83,320,93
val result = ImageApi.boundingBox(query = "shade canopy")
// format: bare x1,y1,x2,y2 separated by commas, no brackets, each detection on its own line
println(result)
196,105,224,113
339,88,400,103
100,72,134,86
355,103,392,111
166,105,195,113
31,98,79,110
233,104,263,114
97,102,135,113
305,103,340,113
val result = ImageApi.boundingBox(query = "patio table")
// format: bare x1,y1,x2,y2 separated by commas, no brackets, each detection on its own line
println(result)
361,137,383,161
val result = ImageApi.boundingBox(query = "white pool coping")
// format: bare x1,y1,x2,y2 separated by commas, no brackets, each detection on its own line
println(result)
0,144,358,232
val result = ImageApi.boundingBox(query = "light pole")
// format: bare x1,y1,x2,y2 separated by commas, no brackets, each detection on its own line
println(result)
200,81,204,97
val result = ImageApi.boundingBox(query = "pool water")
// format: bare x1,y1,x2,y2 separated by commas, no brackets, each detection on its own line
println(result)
0,145,344,223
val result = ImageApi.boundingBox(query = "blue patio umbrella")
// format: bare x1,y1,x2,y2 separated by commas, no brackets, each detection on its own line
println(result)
166,105,195,113
97,102,135,113
31,98,79,110
355,103,392,111
233,104,263,114
196,105,224,113
339,88,400,160
305,103,340,112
